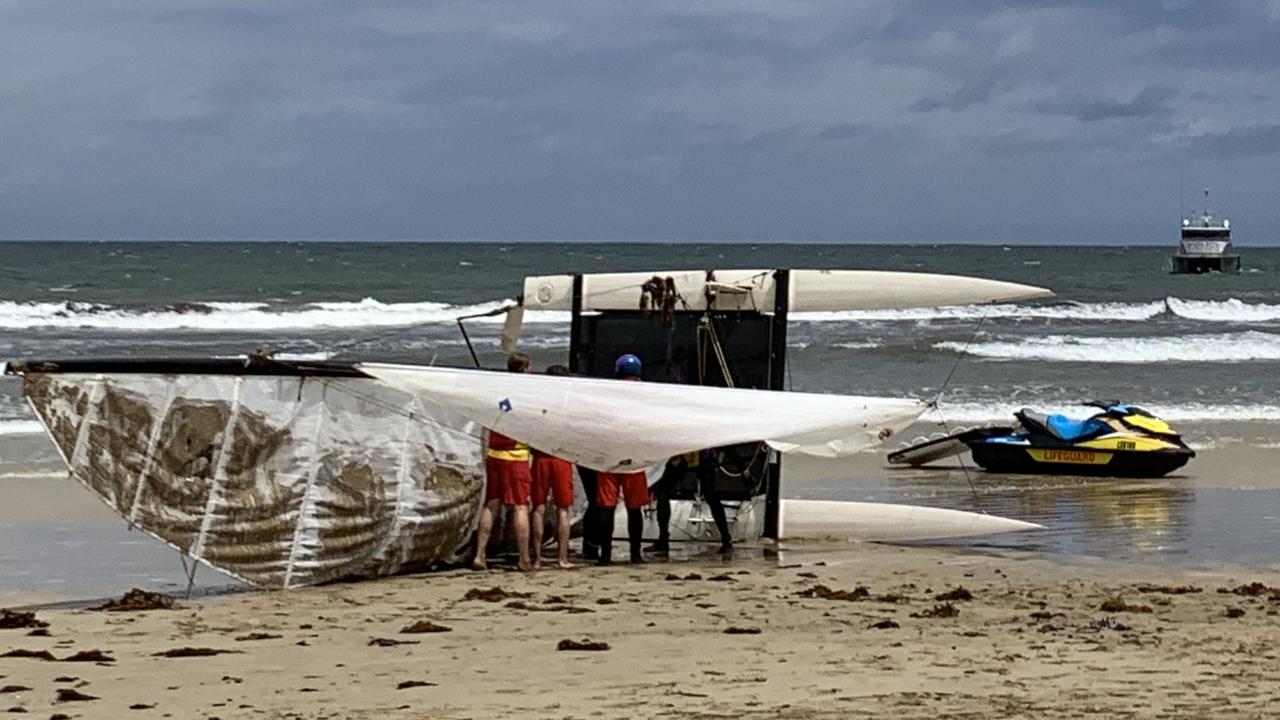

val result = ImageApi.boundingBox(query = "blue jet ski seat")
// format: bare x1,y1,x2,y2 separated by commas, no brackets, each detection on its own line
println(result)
1016,409,1110,442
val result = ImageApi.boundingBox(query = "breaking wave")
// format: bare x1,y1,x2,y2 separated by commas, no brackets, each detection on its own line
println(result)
0,299,568,332
793,297,1280,323
938,331,1280,363
2,295,1278,332
1163,297,1280,322
831,340,882,349
0,419,44,436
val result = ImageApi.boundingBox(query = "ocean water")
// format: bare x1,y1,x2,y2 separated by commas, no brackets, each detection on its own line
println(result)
3,241,1280,594
4,241,1280,442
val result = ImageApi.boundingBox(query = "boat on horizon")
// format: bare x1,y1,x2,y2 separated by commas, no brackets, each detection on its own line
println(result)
1171,189,1241,274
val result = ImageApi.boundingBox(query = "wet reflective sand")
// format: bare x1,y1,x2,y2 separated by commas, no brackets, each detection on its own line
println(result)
4,435,1280,602
788,444,1280,570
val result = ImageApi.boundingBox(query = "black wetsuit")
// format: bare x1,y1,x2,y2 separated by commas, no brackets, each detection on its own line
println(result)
578,467,601,560
698,457,732,552
652,453,732,552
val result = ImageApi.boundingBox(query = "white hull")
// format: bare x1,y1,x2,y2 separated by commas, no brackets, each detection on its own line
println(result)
599,497,1040,544
778,499,1042,542
521,269,1052,313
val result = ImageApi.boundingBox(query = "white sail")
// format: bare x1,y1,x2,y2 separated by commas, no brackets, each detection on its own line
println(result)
19,371,485,590
358,364,926,472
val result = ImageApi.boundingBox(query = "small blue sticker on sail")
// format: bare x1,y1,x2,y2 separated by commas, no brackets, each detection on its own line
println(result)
498,398,512,412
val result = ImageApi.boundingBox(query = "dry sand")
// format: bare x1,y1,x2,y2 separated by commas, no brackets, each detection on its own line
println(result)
3,543,1280,719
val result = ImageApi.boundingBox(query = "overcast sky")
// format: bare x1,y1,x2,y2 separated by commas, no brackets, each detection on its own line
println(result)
2,0,1278,243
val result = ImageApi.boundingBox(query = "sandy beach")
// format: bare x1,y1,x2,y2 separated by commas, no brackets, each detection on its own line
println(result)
2,540,1279,719
5,409,1280,718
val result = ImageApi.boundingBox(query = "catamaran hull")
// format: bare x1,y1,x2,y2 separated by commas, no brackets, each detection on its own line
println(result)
603,497,1040,544
777,499,1042,541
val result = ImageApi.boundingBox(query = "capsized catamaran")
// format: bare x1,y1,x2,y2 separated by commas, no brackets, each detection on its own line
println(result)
498,268,1052,545
6,268,1053,589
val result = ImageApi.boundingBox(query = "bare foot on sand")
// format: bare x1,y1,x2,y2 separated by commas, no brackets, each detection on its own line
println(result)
557,560,576,570
471,559,488,571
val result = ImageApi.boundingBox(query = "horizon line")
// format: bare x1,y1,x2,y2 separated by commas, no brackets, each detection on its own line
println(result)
2,237,1277,248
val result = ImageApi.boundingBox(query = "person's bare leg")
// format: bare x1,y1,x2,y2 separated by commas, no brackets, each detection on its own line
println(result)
472,499,500,570
513,505,533,571
530,504,546,569
556,507,574,569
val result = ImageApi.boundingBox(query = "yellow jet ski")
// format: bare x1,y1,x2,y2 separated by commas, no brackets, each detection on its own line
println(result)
889,401,1194,478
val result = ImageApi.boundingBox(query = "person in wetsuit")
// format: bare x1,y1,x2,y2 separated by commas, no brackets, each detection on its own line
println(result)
649,448,733,556
579,466,601,561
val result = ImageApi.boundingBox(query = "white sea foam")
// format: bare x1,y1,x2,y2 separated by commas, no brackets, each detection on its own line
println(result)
795,297,1280,323
0,298,568,332
938,331,1280,363
0,471,64,480
0,420,44,436
1164,297,1280,322
2,294,1278,332
922,402,1280,424
831,340,882,349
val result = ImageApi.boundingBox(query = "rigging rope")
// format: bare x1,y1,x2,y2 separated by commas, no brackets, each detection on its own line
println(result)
695,316,735,389
927,310,990,504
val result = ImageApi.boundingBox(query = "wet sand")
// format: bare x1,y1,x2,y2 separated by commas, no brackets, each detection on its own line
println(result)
3,543,1280,719
6,438,1280,602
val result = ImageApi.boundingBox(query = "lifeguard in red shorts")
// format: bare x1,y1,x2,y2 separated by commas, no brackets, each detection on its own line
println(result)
472,353,533,572
594,353,650,565
530,364,576,569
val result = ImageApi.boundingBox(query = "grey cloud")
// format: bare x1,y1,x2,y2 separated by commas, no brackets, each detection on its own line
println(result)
1176,124,1280,157
1037,86,1178,123
909,77,1000,113
812,123,872,141
0,0,1279,242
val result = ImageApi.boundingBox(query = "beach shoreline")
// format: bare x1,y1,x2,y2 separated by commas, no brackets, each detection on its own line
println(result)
3,542,1279,719
6,432,1280,605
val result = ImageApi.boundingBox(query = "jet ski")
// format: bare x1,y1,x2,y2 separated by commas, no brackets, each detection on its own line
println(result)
888,401,1195,478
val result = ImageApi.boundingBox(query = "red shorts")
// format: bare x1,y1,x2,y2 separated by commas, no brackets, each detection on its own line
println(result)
596,471,649,509
532,455,575,509
485,456,531,506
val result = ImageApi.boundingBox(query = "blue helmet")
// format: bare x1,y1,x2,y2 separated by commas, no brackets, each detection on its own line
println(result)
614,353,643,378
